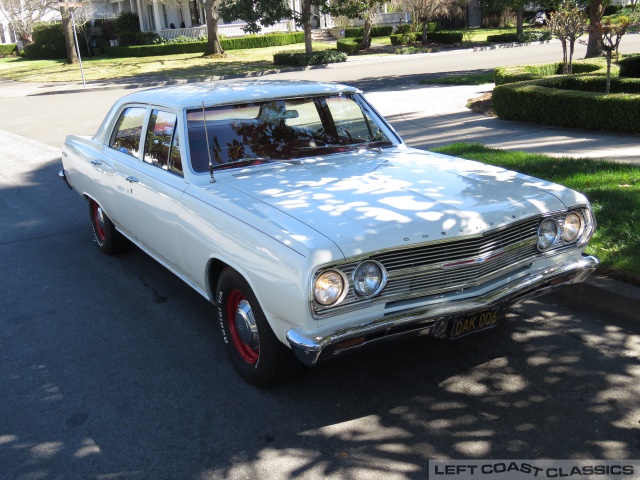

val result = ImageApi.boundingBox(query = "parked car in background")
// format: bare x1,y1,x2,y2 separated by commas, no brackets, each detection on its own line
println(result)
60,81,598,386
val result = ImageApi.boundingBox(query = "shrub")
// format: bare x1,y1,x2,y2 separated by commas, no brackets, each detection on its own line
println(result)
273,50,347,66
116,12,141,33
117,31,161,46
24,22,66,59
495,60,607,85
487,31,551,43
603,4,623,16
343,26,394,38
619,55,640,78
390,33,417,45
105,32,304,57
0,44,17,55
394,24,412,34
493,77,640,133
336,38,362,55
424,31,463,44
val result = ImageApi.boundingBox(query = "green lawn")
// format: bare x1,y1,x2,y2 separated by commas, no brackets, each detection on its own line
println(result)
420,71,495,85
0,42,336,83
434,143,640,284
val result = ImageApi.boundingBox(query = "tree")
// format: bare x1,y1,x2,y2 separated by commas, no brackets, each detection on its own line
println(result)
478,0,527,36
395,0,459,44
592,16,631,93
584,0,604,57
328,0,385,50
548,0,588,74
218,0,328,54
0,0,57,45
200,0,224,56
59,4,78,64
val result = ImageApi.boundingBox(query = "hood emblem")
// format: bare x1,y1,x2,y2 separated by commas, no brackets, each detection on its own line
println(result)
442,249,506,270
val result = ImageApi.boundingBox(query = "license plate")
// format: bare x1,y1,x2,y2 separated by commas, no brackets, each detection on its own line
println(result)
451,305,502,339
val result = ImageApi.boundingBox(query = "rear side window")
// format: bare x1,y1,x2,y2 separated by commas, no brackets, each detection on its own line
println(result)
144,110,182,175
110,107,146,158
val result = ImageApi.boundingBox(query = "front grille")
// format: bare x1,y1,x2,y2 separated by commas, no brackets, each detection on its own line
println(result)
314,216,546,317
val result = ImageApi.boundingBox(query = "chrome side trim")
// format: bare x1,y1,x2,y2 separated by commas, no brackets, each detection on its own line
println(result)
288,255,599,366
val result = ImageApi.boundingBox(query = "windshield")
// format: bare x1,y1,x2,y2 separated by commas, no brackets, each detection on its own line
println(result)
186,94,397,173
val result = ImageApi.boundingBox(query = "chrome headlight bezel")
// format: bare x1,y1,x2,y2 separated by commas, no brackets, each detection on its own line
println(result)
537,217,560,251
352,260,388,298
313,269,349,307
562,211,584,243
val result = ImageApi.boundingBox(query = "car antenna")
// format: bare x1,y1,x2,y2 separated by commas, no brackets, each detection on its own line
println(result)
202,102,215,183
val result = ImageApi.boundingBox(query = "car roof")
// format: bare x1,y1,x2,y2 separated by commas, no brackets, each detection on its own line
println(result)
119,80,363,111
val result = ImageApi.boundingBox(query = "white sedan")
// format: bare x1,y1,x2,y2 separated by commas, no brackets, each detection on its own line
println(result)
60,80,598,386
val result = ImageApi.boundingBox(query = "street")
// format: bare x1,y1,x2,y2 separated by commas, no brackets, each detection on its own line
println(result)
1,40,640,479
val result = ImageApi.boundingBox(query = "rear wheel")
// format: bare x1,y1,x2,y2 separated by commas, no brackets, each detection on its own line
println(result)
89,199,127,254
217,268,301,387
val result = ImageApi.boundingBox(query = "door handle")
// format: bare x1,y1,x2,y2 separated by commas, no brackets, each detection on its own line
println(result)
126,176,139,183
90,159,102,166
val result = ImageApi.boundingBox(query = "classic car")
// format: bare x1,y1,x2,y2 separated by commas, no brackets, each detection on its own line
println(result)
60,80,598,387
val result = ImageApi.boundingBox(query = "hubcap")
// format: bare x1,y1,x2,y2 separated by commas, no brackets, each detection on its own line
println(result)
235,300,259,350
93,203,107,241
227,290,259,364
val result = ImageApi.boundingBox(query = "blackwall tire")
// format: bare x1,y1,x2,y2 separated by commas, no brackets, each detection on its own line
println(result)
89,199,128,255
217,268,301,387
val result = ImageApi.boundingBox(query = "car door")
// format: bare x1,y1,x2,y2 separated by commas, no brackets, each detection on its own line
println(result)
115,108,189,273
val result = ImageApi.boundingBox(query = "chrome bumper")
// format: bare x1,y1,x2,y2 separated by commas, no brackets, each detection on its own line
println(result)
287,255,599,366
59,169,73,190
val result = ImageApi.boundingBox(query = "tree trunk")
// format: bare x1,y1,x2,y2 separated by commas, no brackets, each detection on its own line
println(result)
585,0,603,58
360,18,372,50
303,0,312,54
421,20,429,45
568,38,575,74
561,39,568,73
606,52,611,93
516,5,524,37
203,3,224,56
61,6,78,65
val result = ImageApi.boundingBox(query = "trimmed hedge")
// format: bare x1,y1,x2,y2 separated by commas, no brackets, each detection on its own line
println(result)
486,31,551,43
105,32,304,57
336,37,362,55
619,55,640,78
343,26,394,38
495,60,607,85
24,23,66,60
273,50,347,66
419,31,463,44
0,43,17,55
493,77,640,133
390,33,417,45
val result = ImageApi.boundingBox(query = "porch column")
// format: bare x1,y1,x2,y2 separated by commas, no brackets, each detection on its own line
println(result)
135,0,146,30
151,0,163,32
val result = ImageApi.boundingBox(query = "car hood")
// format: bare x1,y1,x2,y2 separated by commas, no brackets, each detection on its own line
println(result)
215,148,587,260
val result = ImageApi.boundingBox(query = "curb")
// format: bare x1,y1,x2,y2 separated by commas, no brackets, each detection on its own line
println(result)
551,276,640,326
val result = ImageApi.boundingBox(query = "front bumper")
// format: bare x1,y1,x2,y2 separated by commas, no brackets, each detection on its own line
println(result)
286,255,599,366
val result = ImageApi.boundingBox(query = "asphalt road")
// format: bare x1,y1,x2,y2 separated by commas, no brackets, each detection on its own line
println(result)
1,41,640,479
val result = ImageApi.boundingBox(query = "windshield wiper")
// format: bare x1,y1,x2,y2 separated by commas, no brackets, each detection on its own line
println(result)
211,156,274,170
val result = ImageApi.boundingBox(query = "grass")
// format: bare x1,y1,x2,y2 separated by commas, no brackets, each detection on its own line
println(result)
420,71,495,85
0,42,336,83
433,143,640,284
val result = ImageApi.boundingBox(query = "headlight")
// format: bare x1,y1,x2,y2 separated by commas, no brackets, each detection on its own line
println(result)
353,261,387,298
537,218,559,251
314,270,348,306
562,212,583,242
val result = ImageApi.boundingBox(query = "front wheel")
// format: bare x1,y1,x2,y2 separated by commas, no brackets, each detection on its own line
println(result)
217,268,301,387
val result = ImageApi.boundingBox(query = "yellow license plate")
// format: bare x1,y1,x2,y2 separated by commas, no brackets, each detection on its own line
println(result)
451,306,502,339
